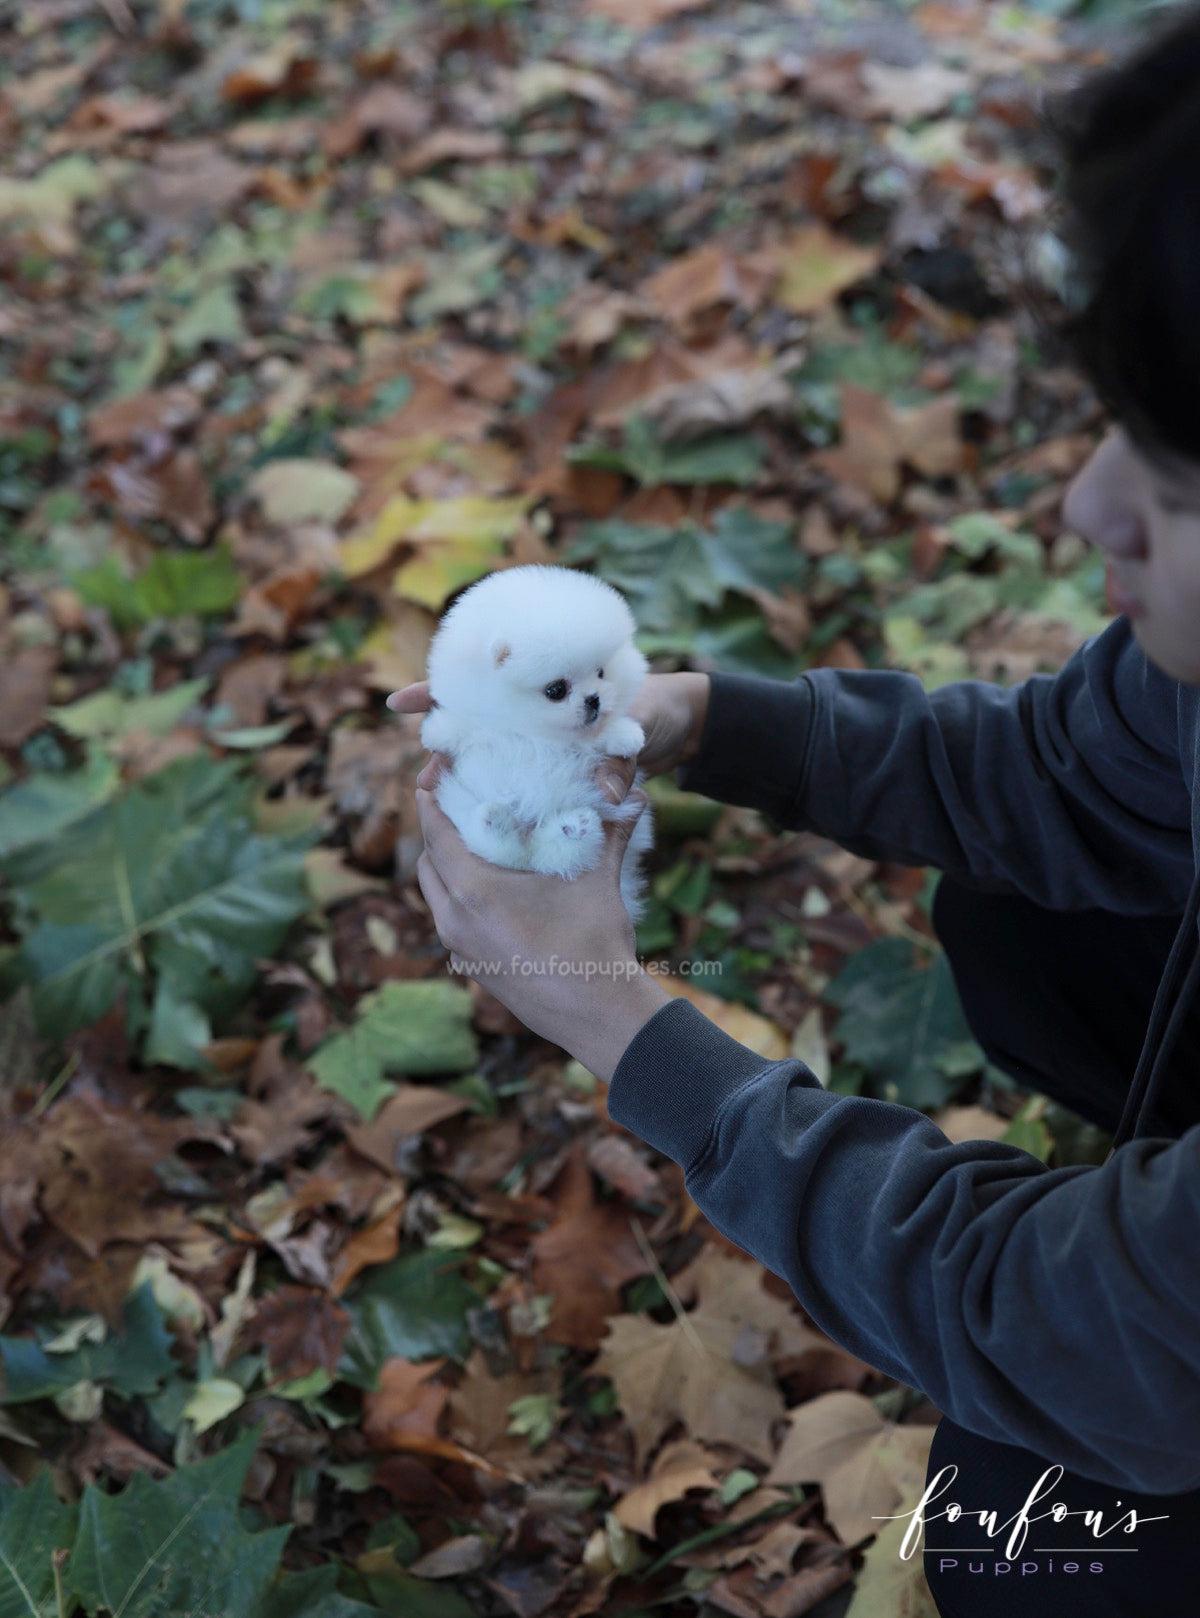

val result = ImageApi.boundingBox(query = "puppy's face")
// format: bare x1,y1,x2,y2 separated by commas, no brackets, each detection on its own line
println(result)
488,636,646,743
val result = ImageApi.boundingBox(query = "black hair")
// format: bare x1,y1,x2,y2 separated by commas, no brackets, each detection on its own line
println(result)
1042,2,1200,467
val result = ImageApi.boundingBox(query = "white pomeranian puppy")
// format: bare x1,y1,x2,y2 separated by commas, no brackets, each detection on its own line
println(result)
421,565,653,921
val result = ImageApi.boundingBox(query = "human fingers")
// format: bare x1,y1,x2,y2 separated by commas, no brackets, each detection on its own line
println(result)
596,755,638,804
416,751,451,791
386,681,431,713
416,847,453,938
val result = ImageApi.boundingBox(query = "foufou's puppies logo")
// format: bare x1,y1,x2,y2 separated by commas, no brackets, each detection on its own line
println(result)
875,1463,1170,1577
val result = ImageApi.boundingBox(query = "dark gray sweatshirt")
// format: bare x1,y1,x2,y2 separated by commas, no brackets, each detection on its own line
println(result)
607,615,1200,1493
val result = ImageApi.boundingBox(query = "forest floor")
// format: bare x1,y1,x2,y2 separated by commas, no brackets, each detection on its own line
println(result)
0,0,1133,1613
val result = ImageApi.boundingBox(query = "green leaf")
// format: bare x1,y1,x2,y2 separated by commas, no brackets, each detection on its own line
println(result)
339,1251,481,1386
73,548,242,630
357,1566,477,1618
256,1566,387,1618
567,505,799,638
307,981,477,1120
0,1471,78,1618
824,940,978,1111
68,1429,289,1618
51,679,210,742
0,1284,175,1406
172,282,246,352
0,747,119,862
6,754,313,1063
568,414,764,488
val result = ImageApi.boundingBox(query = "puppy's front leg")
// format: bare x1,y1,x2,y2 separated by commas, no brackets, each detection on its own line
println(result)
528,807,604,879
602,717,645,758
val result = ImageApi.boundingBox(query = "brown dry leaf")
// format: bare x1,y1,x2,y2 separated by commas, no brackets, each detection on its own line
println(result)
345,1085,473,1174
595,1248,819,1470
965,609,1087,685
586,0,707,22
612,1438,720,1536
39,1093,210,1258
814,385,961,503
765,1392,936,1546
325,720,422,871
595,1303,784,1469
0,648,55,747
131,140,254,221
705,1541,852,1618
232,565,323,640
87,385,201,449
529,1146,649,1350
446,1349,565,1479
658,979,789,1062
931,1103,1011,1145
71,92,172,136
231,1072,334,1169
214,652,287,727
91,448,215,543
323,82,430,160
861,61,972,122
331,1198,405,1296
675,1249,832,1365
638,242,777,332
363,1356,448,1449
637,363,795,445
398,128,506,177
248,1285,351,1381
221,38,318,106
585,1132,663,1205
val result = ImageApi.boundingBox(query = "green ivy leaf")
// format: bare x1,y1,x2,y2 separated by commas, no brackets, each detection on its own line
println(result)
51,679,210,742
0,1284,175,1406
307,981,477,1120
5,754,313,1064
72,547,242,630
824,940,979,1111
568,504,799,637
0,1471,78,1618
0,746,119,862
256,1566,388,1618
339,1251,481,1387
68,1429,288,1618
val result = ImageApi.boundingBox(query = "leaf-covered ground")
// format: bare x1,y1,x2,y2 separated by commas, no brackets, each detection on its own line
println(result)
0,0,1133,1612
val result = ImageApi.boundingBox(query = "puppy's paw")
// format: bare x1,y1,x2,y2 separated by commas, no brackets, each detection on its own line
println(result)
530,808,604,877
461,801,530,868
603,717,645,758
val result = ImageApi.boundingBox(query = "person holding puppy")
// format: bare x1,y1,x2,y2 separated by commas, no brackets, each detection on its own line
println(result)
393,8,1200,1613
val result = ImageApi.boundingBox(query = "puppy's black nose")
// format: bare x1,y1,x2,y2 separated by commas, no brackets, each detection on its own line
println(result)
584,692,600,715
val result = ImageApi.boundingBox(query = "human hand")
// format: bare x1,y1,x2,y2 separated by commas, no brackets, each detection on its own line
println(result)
414,759,670,1080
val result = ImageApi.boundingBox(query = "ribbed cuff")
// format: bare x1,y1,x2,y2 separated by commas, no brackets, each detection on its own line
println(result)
607,997,795,1169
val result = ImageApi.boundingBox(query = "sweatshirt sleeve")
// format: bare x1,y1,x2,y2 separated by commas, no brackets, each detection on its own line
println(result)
608,997,1200,1493
679,615,1194,914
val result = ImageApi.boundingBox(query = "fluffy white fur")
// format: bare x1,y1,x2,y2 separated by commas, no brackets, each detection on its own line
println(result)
422,565,653,922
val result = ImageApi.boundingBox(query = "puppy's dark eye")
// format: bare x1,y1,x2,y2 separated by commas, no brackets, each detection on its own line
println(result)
597,667,604,678
544,679,569,702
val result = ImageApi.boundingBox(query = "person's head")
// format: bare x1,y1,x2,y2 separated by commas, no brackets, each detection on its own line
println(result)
1048,3,1200,683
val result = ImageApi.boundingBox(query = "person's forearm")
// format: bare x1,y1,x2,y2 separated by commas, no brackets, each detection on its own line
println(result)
558,967,672,1085
680,619,1193,914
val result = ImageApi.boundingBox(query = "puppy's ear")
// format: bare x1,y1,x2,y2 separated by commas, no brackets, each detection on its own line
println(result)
488,637,512,668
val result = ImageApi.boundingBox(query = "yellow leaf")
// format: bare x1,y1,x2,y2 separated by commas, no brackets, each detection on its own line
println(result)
659,978,789,1061
773,223,882,315
338,492,529,582
391,537,506,610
